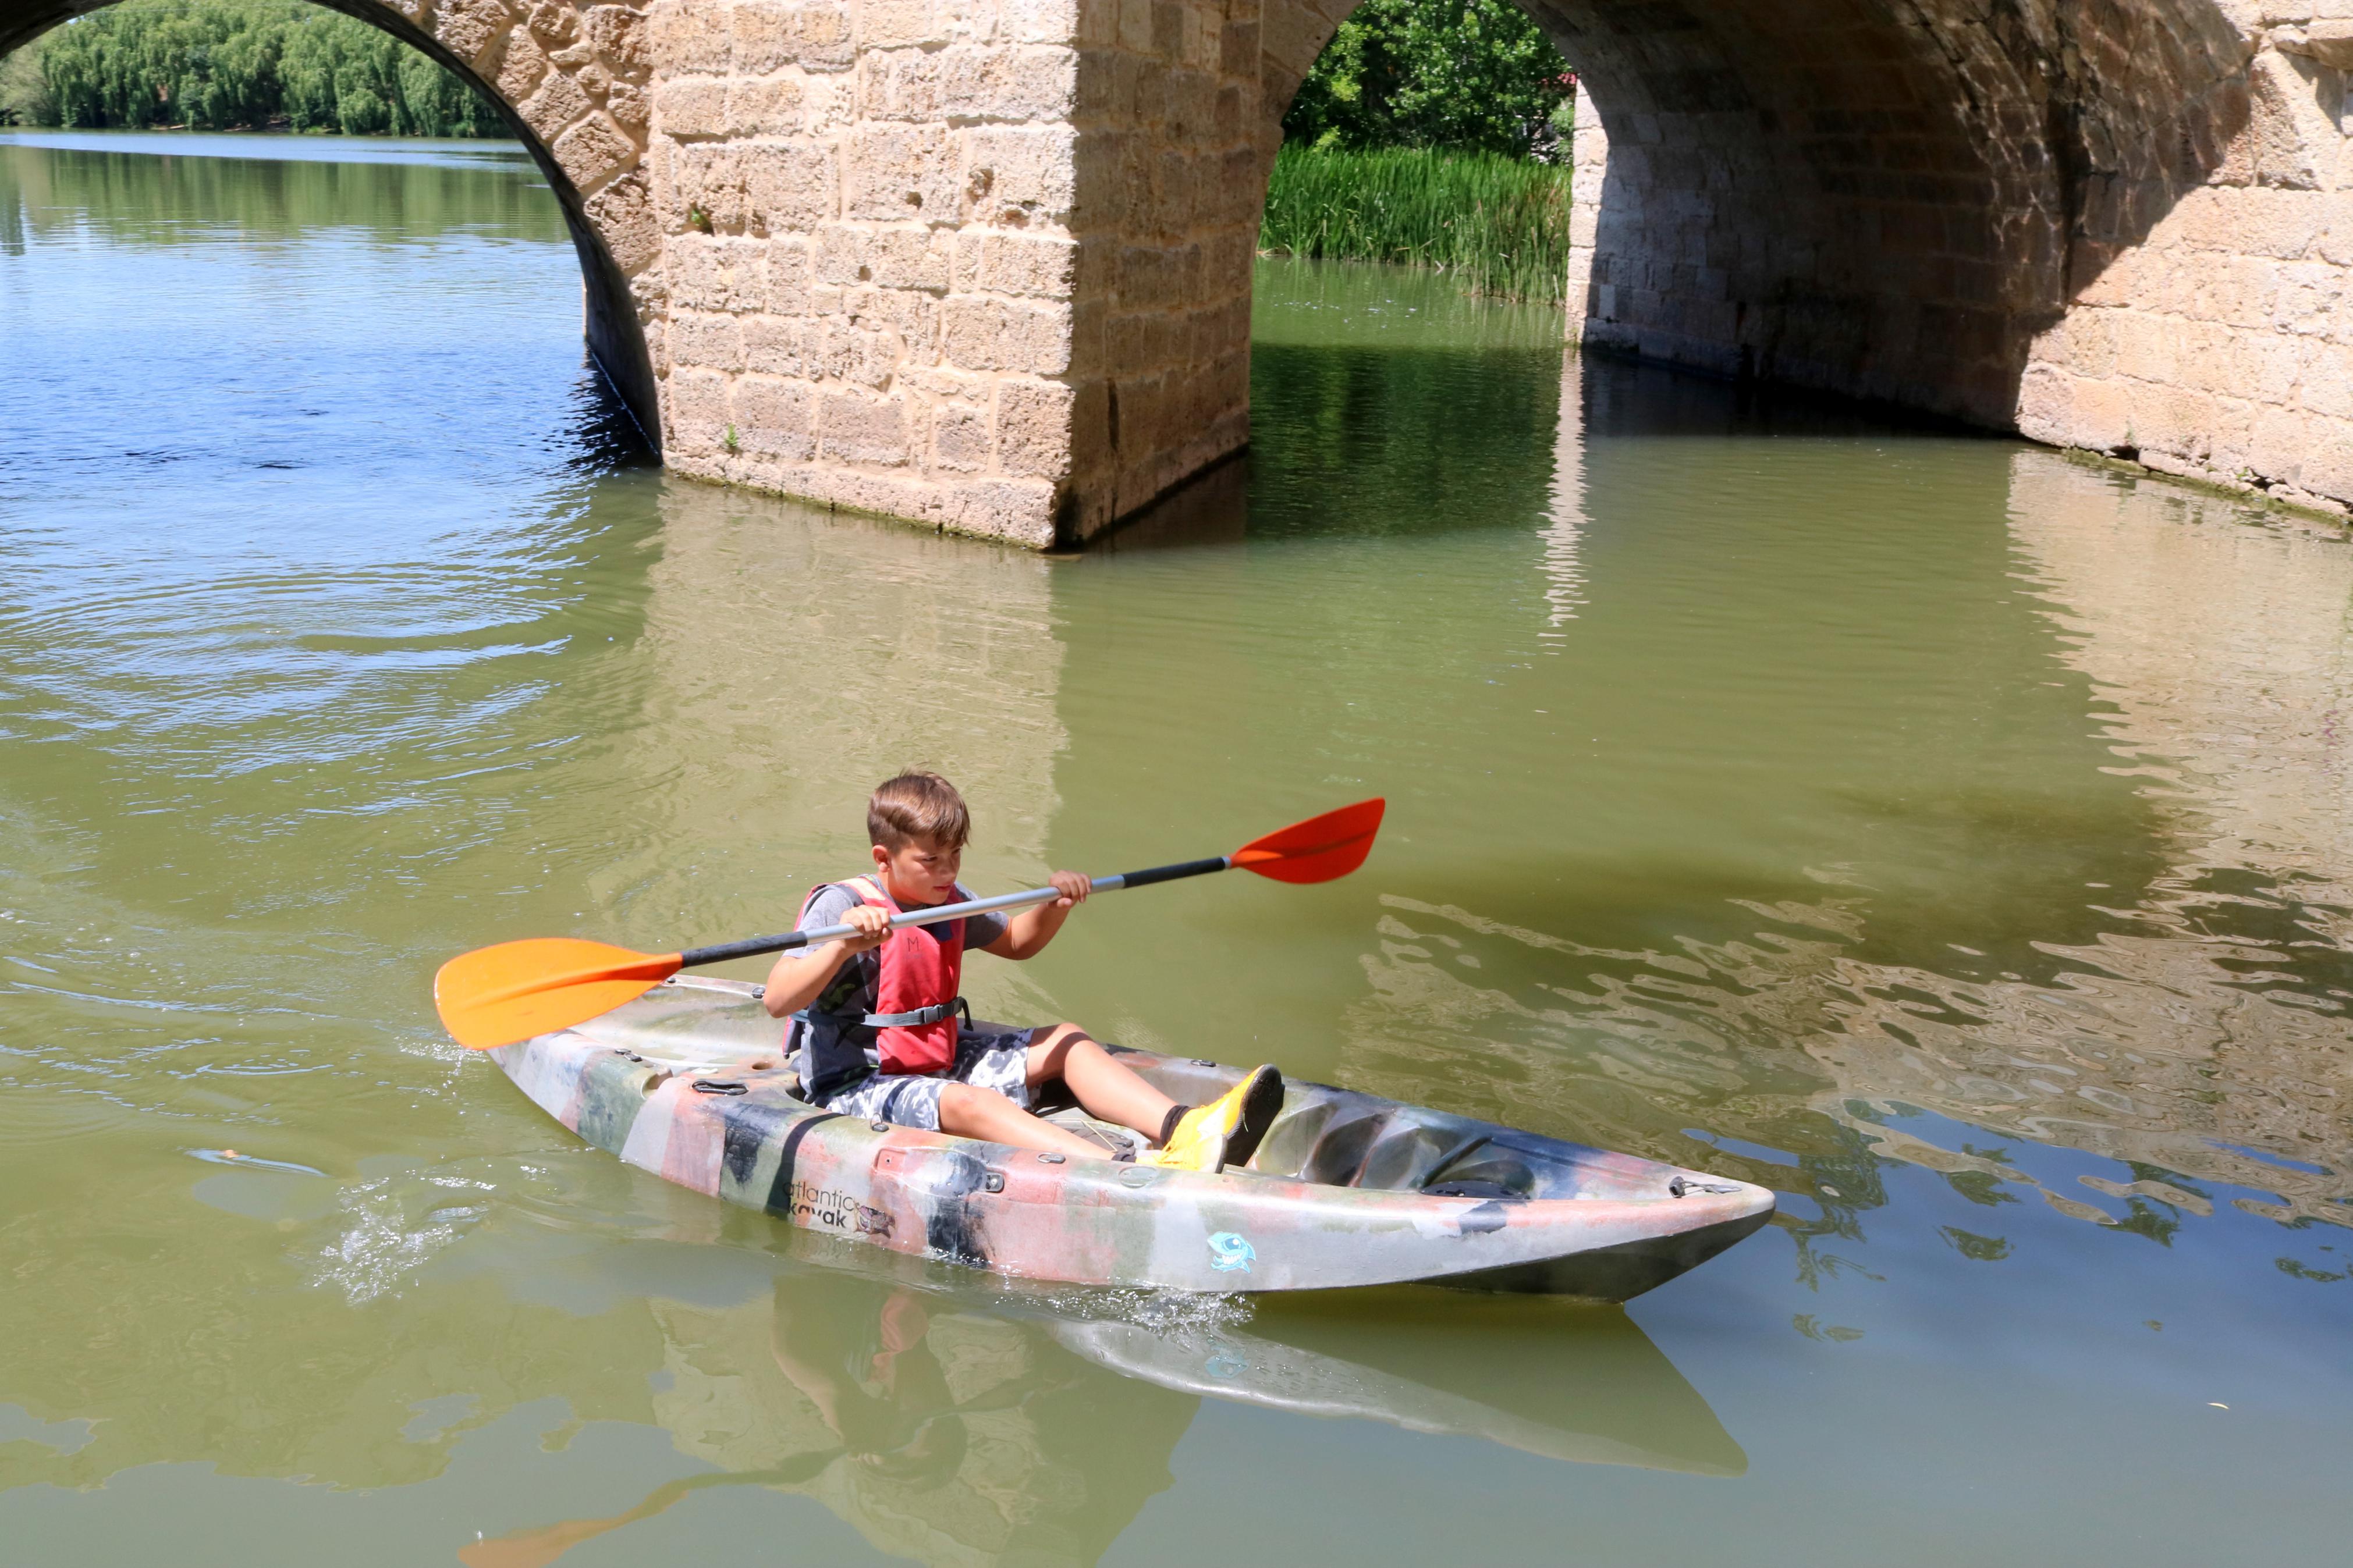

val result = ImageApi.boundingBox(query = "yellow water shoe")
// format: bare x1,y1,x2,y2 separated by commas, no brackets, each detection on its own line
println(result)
1145,1065,1284,1174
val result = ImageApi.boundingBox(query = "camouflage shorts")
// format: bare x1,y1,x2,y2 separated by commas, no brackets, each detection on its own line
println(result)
812,1024,1038,1131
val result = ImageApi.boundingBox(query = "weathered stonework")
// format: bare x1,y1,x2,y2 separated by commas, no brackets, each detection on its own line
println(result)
633,0,1262,544
2015,7,2353,514
1544,0,2353,520
9,0,2351,538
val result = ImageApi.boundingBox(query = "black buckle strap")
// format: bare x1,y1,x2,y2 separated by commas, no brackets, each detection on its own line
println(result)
796,997,970,1031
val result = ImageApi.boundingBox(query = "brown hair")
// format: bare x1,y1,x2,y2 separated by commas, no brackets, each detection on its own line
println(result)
867,771,971,851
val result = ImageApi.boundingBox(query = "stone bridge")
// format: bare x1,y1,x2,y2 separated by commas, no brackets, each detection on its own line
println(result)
11,0,2352,542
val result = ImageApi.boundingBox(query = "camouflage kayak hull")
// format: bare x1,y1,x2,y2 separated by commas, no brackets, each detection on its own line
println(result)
487,977,1775,1297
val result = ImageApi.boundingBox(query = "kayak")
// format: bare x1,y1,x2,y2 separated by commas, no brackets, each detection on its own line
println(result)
487,976,1776,1297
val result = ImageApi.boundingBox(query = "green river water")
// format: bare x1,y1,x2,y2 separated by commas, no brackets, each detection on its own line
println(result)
2,130,2350,1566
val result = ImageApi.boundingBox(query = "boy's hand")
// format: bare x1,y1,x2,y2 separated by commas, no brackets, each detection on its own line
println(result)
834,902,892,953
1047,870,1091,909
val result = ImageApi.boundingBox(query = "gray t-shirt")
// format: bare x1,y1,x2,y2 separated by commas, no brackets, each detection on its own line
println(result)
787,882,1007,1023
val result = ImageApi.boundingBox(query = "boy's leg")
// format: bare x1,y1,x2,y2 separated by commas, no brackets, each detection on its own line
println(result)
935,1082,1123,1161
1025,1024,1179,1142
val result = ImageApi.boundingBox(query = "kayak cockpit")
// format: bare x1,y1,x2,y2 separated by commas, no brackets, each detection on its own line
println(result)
1093,1049,1733,1206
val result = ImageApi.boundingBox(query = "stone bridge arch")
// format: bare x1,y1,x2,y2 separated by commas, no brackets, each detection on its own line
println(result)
637,0,2349,545
1250,0,2352,524
8,1,2347,543
3,1,665,438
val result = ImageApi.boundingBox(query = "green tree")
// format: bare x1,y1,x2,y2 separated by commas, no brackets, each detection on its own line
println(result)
0,34,60,127
1283,0,1575,159
31,0,502,137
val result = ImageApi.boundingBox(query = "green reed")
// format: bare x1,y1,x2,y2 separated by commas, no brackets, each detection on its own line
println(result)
1258,144,1577,303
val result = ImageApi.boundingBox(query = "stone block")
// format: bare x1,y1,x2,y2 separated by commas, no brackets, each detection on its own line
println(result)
2070,374,2135,453
995,378,1074,475
2317,193,2353,269
743,140,840,232
2110,310,2181,384
435,0,517,68
744,315,813,375
670,310,748,372
848,282,944,344
2301,416,2353,505
733,375,818,460
860,48,947,121
815,312,910,386
524,1,579,45
654,78,730,138
647,0,731,73
584,169,660,273
521,69,594,142
939,45,1078,121
1006,0,1083,43
734,1,856,73
931,399,995,471
555,116,639,193
944,296,1072,372
962,126,1077,223
666,365,732,450
494,28,550,101
815,223,953,290
863,0,946,48
936,0,1004,46
845,125,961,221
947,478,1057,547
2248,407,2314,484
670,234,770,311
2299,336,2353,418
584,5,650,70
606,82,651,137
958,229,1077,297
764,237,814,312
726,76,807,136
1117,243,1200,308
820,391,915,465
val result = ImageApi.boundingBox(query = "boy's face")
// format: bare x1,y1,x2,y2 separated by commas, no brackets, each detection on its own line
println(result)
871,835,962,905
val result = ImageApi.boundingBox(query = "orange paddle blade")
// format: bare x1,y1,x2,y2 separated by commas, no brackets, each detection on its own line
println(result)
432,937,683,1051
1229,797,1386,884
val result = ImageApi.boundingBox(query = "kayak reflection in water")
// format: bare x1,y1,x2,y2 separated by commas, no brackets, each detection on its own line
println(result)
459,1263,1745,1566
460,1268,1196,1568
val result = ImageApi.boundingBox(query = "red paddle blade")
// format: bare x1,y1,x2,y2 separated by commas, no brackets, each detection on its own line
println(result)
1229,798,1386,884
434,937,684,1051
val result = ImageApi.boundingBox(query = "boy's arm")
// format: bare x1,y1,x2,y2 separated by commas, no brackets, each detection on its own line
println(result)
981,871,1090,961
762,904,888,1018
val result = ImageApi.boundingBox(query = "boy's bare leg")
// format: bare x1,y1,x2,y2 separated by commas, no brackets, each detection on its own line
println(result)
936,1082,1118,1161
1024,1024,1178,1139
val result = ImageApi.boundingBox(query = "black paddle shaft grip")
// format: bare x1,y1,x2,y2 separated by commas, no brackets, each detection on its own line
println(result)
1110,855,1231,890
679,931,811,967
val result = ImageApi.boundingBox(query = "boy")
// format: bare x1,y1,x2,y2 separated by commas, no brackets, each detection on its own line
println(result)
764,772,1282,1172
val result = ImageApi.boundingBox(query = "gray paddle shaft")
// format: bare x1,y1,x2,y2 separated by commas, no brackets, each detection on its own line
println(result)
676,856,1232,969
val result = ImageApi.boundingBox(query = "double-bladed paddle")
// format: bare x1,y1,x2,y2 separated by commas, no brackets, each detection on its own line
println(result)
433,798,1386,1051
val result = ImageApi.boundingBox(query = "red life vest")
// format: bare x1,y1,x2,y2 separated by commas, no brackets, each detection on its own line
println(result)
793,874,967,1090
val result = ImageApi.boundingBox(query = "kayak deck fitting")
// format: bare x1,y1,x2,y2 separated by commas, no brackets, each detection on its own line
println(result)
488,976,1775,1298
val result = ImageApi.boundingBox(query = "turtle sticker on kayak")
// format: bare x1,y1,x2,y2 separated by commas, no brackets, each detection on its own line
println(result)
1208,1232,1255,1273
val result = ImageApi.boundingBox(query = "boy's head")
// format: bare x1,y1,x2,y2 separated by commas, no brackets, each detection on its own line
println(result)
867,772,968,902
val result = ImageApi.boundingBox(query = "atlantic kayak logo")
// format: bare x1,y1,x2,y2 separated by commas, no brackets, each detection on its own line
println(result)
1208,1232,1255,1273
789,1179,894,1239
